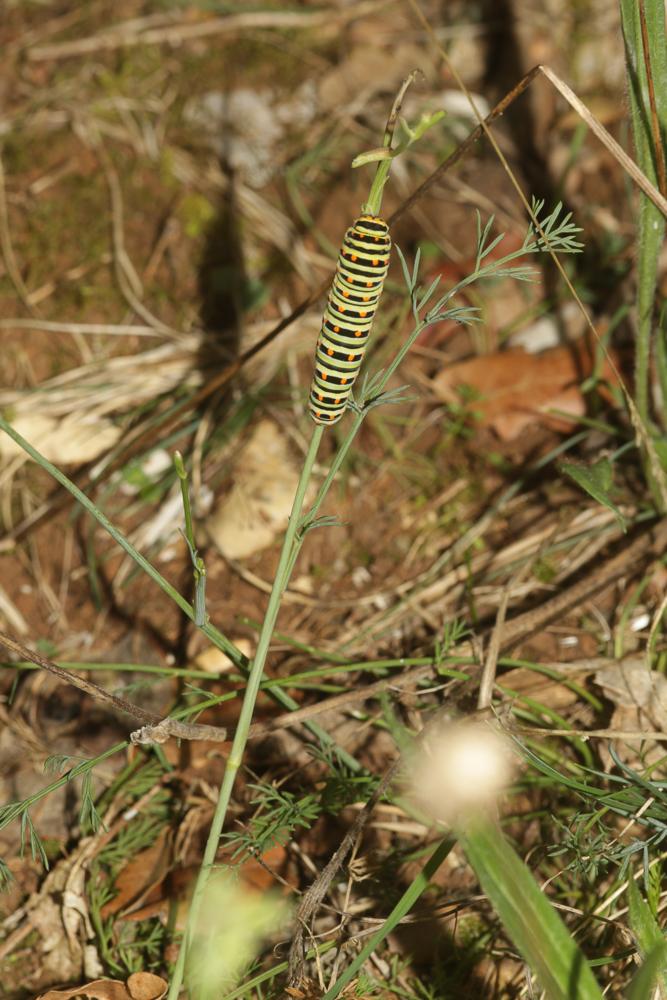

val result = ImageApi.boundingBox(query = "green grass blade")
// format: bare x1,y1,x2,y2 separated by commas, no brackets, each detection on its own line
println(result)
321,836,454,999
460,816,603,1000
627,877,667,993
627,942,667,1000
619,0,667,428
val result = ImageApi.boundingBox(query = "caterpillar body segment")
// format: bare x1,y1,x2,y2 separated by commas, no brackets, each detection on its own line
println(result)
308,215,391,425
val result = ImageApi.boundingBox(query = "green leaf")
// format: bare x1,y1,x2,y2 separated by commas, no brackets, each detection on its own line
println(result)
627,876,667,995
561,458,627,530
460,817,603,1000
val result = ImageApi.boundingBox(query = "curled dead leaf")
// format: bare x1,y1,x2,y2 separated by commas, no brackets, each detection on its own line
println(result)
34,973,167,1000
126,972,169,1000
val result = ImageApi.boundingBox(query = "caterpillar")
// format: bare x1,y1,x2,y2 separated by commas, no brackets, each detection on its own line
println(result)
308,215,391,425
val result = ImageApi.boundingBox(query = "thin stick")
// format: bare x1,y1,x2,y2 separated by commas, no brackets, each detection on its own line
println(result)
0,319,163,337
288,759,401,983
477,588,509,711
0,629,227,742
166,424,324,1000
539,63,667,218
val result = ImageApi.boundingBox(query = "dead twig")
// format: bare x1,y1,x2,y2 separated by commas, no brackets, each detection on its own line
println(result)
0,630,227,742
287,759,401,984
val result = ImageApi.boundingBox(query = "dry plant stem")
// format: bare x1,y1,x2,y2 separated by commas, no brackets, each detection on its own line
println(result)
167,424,324,1000
0,629,228,743
287,758,401,984
477,588,510,710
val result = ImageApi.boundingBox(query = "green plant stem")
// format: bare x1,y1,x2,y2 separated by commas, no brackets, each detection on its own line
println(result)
167,424,324,1000
364,159,392,217
174,451,195,546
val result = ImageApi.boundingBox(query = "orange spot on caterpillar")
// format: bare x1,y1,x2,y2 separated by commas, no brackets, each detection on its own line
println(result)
348,353,355,361
360,311,367,318
327,348,334,356
351,255,358,262
366,282,372,288
341,377,348,385
355,330,362,337
343,291,350,298
372,259,379,266
333,326,340,332
322,372,328,380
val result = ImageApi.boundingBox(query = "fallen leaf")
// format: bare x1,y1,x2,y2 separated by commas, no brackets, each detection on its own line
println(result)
0,412,121,464
432,341,619,441
35,980,126,1000
205,420,304,560
595,659,667,766
126,973,168,1000
100,828,172,918
34,973,167,1000
194,640,252,674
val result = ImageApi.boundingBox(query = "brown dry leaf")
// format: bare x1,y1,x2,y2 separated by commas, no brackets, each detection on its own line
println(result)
100,828,172,919
0,412,121,464
35,973,167,1000
0,413,122,465
595,658,667,765
126,973,168,1000
35,983,128,1000
432,341,619,441
205,420,303,559
498,666,580,712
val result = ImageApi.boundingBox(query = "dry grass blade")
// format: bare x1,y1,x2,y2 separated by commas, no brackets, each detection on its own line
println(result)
26,2,395,61
539,64,667,219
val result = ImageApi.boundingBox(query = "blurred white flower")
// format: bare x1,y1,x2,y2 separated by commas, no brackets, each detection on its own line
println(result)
409,718,513,824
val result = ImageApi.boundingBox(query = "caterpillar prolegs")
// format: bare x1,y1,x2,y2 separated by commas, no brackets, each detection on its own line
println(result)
308,215,391,425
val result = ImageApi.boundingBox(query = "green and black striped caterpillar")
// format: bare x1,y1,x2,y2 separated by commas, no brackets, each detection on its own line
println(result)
308,215,391,425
